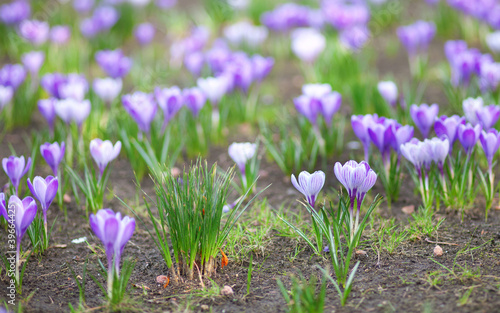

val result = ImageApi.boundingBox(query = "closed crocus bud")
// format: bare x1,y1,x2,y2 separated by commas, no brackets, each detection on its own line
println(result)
321,92,342,126
426,137,449,171
228,142,257,175
434,115,466,150
58,74,88,101
93,77,122,104
2,156,31,196
184,52,204,77
90,139,121,177
457,123,482,155
463,97,484,125
19,19,49,46
397,20,436,55
197,76,229,106
400,139,426,173
391,124,414,154
291,170,325,208
476,105,500,130
0,0,31,25
479,129,500,170
368,118,396,163
122,91,157,135
410,103,439,138
251,55,274,82
89,209,135,276
486,31,500,54
291,28,325,63
21,51,44,76
377,81,398,107
134,22,155,46
40,142,65,177
54,98,91,128
38,98,57,131
93,6,119,31
351,114,378,161
95,49,132,78
27,176,58,229
49,25,71,44
182,87,205,117
0,85,13,112
155,86,183,132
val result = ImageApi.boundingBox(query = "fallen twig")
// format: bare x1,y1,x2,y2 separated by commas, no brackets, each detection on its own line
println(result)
425,238,458,246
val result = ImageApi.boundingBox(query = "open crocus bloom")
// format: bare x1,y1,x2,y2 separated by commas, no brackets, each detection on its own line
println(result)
89,139,121,177
291,170,325,208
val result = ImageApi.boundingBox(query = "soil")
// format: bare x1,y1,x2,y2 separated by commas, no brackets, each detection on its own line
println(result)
1,1,500,313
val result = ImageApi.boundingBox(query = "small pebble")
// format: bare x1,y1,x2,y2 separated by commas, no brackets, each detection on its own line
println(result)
401,205,415,215
156,275,169,284
433,245,443,257
221,285,233,296
63,194,71,203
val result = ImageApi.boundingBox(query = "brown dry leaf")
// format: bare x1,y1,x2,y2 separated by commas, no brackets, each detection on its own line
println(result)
434,245,443,257
51,244,67,249
401,205,415,215
356,250,367,256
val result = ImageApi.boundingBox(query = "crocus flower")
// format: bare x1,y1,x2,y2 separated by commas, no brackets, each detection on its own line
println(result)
27,176,58,237
95,49,132,78
351,114,378,162
224,21,268,48
261,3,312,32
37,98,57,132
476,105,500,130
21,51,44,76
197,76,229,107
134,22,155,46
89,209,135,295
427,137,449,173
486,31,500,53
54,98,91,128
228,142,257,175
7,195,37,282
322,1,369,30
2,156,31,195
397,20,436,55
122,92,157,136
40,73,66,98
479,129,500,171
184,52,205,77
92,77,122,104
434,115,466,150
457,123,482,155
93,6,119,30
155,86,183,132
377,81,398,107
444,40,468,63
0,85,13,112
58,74,88,101
182,87,205,117
0,193,6,221
90,139,121,178
0,64,26,90
0,0,30,25
391,124,414,154
339,26,370,52
368,118,395,165
294,84,341,126
291,28,325,63
80,18,99,38
410,103,439,138
74,0,94,13
19,19,49,46
251,55,274,82
49,25,71,44
291,170,325,208
463,97,484,125
400,139,426,174
40,142,65,177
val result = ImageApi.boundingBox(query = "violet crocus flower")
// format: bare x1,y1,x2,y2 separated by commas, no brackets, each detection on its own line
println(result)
80,18,100,38
183,52,205,77
92,77,122,104
228,142,257,176
486,31,500,53
74,0,94,13
322,1,369,30
27,176,58,237
134,22,155,46
400,139,426,175
463,97,484,125
58,74,88,101
155,86,183,132
40,142,65,177
0,0,30,25
339,26,370,52
410,103,439,138
95,49,132,78
224,21,268,48
93,6,119,31
251,55,274,82
2,156,31,196
38,98,57,132
54,98,91,128
476,105,500,130
90,139,121,178
368,118,395,166
0,85,13,112
377,81,398,107
291,28,326,63
49,25,71,44
19,19,49,46
427,137,449,173
457,123,482,155
122,92,157,136
40,73,66,99
182,87,206,117
294,84,341,127
391,124,414,154
351,114,378,162
21,51,44,76
197,76,229,107
479,129,500,172
89,209,135,294
434,115,465,150
0,64,26,90
397,20,436,56
444,40,468,63
8,195,37,283
0,193,6,221
291,170,325,208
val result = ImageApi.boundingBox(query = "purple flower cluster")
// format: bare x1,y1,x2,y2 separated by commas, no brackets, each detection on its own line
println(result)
397,20,436,56
19,19,50,46
95,49,132,78
462,97,500,130
80,6,120,38
410,103,439,138
41,73,88,100
261,3,322,32
0,0,30,25
401,137,449,179
448,0,500,30
0,63,27,90
294,83,342,127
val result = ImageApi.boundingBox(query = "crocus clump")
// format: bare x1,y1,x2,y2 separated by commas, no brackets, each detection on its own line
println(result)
89,209,135,298
89,139,121,179
291,170,325,208
40,142,65,177
2,156,31,195
434,115,465,151
54,98,91,129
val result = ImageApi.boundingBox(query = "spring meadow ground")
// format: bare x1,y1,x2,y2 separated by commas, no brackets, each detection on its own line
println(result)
1,0,500,312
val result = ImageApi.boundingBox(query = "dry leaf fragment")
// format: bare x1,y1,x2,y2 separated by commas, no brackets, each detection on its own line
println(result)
402,205,415,215
434,245,443,257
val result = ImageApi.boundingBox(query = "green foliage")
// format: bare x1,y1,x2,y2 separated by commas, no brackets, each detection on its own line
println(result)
277,273,327,313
